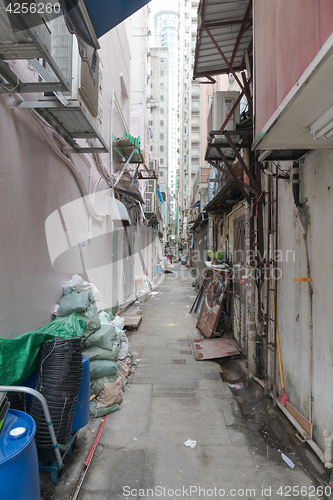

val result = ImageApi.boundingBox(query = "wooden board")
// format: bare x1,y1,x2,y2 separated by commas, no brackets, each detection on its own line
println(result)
285,402,313,439
122,315,142,330
196,270,228,338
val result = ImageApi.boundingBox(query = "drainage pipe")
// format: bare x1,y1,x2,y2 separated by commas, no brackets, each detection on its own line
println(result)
324,431,333,469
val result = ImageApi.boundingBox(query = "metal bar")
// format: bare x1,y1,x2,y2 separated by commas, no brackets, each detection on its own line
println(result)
203,26,253,104
202,19,247,29
213,146,251,203
0,82,68,94
76,147,108,153
114,148,136,187
29,59,70,105
230,0,253,66
223,131,261,195
210,129,253,137
194,66,247,79
0,59,20,87
17,101,76,109
0,386,63,469
209,159,257,195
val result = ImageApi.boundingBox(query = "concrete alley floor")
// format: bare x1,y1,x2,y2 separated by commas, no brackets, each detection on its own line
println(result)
41,264,330,500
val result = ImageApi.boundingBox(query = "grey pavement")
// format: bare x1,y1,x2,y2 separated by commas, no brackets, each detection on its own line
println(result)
41,264,323,500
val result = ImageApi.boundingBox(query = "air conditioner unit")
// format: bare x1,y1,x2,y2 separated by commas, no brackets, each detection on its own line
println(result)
207,91,240,133
35,14,106,152
207,91,240,159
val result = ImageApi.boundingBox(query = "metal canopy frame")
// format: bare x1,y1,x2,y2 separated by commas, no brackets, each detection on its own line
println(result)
194,0,253,81
194,0,261,206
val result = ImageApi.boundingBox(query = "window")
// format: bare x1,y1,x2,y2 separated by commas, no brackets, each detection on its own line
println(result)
160,70,164,76
160,133,164,140
160,170,164,177
160,95,164,102
160,108,164,114
160,120,164,127
160,158,164,165
160,146,164,152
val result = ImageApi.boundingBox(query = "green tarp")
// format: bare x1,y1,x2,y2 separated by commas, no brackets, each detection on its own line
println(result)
0,314,85,386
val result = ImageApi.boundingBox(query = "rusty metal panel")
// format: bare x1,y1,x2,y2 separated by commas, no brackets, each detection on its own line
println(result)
196,270,228,338
192,338,241,361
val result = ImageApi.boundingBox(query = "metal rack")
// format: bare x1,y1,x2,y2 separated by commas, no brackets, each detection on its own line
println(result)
0,386,78,483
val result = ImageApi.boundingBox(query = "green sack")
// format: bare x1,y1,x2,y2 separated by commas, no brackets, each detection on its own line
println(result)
91,374,118,396
76,305,101,340
90,400,121,418
90,360,119,380
0,314,85,386
83,344,120,363
57,291,92,317
83,324,119,350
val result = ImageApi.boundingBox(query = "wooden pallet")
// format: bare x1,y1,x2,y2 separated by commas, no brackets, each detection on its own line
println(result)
122,315,142,331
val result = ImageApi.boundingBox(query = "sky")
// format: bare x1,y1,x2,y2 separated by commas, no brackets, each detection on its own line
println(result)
149,0,178,16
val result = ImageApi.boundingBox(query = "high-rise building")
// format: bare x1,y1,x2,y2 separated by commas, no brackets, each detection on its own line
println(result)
149,47,170,229
178,0,201,238
154,10,179,223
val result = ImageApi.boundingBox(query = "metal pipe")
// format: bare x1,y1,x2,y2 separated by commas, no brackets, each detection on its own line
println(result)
264,177,271,395
273,171,279,407
323,431,333,468
1,386,63,468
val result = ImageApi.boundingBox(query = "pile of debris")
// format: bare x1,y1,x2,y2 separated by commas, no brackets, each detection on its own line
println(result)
54,275,134,418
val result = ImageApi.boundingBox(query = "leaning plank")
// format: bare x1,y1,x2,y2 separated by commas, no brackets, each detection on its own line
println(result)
285,402,313,439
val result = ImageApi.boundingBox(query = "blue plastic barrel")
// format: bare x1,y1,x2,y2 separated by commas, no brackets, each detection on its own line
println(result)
72,355,90,432
0,409,40,500
156,264,162,274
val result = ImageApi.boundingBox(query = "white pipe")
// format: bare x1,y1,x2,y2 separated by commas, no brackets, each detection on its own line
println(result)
324,431,333,468
28,113,105,222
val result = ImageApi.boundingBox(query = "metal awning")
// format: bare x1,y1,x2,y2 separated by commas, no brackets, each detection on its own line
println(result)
83,0,151,39
193,0,252,81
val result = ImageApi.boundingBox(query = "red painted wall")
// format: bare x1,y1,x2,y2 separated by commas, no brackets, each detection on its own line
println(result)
254,0,333,138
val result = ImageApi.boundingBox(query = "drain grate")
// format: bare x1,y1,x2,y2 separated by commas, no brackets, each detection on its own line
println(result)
172,359,186,364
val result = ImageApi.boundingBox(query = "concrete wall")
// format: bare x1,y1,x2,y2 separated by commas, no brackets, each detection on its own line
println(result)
0,22,138,338
254,0,333,137
273,150,333,449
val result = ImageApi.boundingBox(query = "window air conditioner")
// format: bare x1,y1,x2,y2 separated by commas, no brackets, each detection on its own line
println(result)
207,91,240,159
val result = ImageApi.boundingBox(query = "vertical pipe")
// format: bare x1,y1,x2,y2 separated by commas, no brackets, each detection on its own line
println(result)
264,176,271,395
273,173,279,406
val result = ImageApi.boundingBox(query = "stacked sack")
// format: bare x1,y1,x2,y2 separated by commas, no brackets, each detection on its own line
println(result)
56,275,134,418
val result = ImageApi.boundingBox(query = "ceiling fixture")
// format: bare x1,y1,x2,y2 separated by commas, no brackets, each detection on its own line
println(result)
310,105,333,139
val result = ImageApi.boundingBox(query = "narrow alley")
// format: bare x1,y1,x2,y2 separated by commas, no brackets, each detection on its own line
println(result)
39,265,327,500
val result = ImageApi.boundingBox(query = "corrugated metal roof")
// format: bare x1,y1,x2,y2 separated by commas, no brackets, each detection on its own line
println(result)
193,0,252,80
